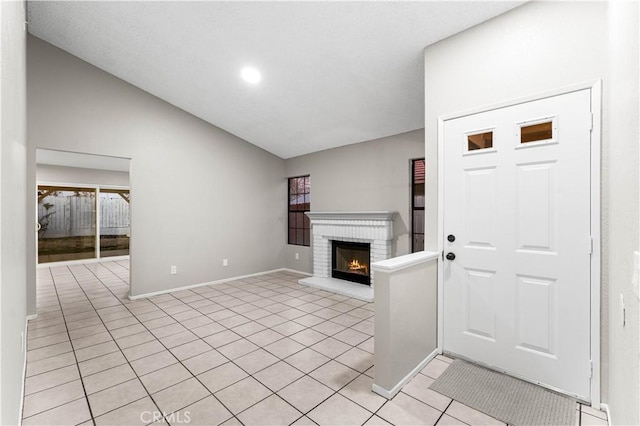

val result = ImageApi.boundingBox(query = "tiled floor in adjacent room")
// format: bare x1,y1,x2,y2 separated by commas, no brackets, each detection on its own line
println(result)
22,260,608,425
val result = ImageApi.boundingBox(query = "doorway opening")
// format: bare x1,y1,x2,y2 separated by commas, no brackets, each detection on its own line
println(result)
36,149,131,264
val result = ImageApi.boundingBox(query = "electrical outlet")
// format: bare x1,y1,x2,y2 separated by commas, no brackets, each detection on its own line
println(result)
223,259,228,267
295,252,299,260
170,266,177,275
620,294,626,327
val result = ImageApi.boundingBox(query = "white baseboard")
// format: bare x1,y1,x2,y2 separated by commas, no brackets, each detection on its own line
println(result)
371,348,439,399
599,403,612,426
128,268,301,300
26,314,38,321
281,268,312,276
19,317,30,425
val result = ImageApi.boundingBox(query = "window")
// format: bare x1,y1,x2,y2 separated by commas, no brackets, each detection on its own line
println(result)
521,121,553,143
468,131,493,151
288,175,310,246
411,159,425,252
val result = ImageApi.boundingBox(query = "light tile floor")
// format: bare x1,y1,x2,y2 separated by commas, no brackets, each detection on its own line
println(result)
22,260,608,426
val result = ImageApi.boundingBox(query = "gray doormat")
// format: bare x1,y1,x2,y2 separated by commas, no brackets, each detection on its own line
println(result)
430,359,577,426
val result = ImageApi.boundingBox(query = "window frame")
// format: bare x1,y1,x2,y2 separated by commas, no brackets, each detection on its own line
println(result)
287,175,311,247
411,159,425,253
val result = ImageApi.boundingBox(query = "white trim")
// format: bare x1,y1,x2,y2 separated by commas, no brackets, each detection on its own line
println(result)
599,403,612,426
280,268,312,277
438,80,604,122
36,181,129,191
19,317,29,426
437,117,445,353
371,251,438,273
96,186,101,259
26,314,37,321
128,268,300,300
37,255,130,268
436,80,602,404
371,348,438,399
305,211,397,221
589,80,602,408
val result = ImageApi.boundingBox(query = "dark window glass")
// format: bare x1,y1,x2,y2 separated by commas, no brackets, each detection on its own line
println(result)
288,175,310,246
468,131,493,151
412,159,425,252
521,121,553,143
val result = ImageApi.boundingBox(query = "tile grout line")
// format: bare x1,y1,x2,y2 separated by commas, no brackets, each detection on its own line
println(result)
432,397,454,426
63,263,165,425
32,261,386,426
203,285,377,420
75,261,242,425
134,272,374,423
118,272,340,422
23,266,97,425
188,291,378,422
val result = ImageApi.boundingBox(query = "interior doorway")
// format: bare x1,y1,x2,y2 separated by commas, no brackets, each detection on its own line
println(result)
36,149,131,264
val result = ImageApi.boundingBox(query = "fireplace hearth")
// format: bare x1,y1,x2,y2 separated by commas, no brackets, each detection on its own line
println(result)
332,240,371,285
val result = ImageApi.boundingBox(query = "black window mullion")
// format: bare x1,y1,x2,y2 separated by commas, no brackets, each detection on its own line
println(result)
411,159,425,253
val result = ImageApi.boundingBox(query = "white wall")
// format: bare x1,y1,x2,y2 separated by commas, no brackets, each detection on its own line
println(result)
0,1,28,424
373,255,437,396
27,37,286,305
605,1,640,423
424,1,639,422
36,164,130,187
284,129,424,273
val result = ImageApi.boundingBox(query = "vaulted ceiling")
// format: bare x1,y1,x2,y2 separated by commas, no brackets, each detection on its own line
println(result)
27,1,524,159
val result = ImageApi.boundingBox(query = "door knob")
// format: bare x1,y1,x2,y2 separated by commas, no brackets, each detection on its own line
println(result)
447,234,455,242
446,252,456,261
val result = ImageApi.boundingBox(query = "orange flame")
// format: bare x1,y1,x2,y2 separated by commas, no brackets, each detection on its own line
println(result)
348,259,368,274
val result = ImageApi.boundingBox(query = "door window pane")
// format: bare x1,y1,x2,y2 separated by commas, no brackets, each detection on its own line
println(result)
37,186,96,263
99,189,130,257
521,121,553,143
468,131,493,151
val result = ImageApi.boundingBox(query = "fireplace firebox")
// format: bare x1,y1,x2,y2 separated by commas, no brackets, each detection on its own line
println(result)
331,240,371,285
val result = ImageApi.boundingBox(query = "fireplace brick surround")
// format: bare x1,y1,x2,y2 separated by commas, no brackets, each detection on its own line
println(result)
303,212,397,295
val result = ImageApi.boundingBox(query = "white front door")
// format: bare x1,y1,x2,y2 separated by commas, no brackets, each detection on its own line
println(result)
443,89,593,400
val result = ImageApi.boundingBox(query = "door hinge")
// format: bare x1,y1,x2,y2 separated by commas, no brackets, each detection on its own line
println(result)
589,236,593,255
589,112,593,131
589,360,593,378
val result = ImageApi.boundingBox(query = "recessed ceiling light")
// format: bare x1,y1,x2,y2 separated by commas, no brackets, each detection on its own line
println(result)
241,67,261,84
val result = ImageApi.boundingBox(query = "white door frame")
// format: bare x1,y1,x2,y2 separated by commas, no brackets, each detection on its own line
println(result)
436,80,602,406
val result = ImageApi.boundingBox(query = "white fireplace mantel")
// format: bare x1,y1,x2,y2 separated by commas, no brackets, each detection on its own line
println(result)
305,211,397,222
300,211,398,301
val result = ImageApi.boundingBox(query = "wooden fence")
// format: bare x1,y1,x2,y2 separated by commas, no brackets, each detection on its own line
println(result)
38,193,130,239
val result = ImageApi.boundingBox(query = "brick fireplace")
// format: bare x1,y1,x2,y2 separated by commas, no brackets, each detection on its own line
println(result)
299,211,397,301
